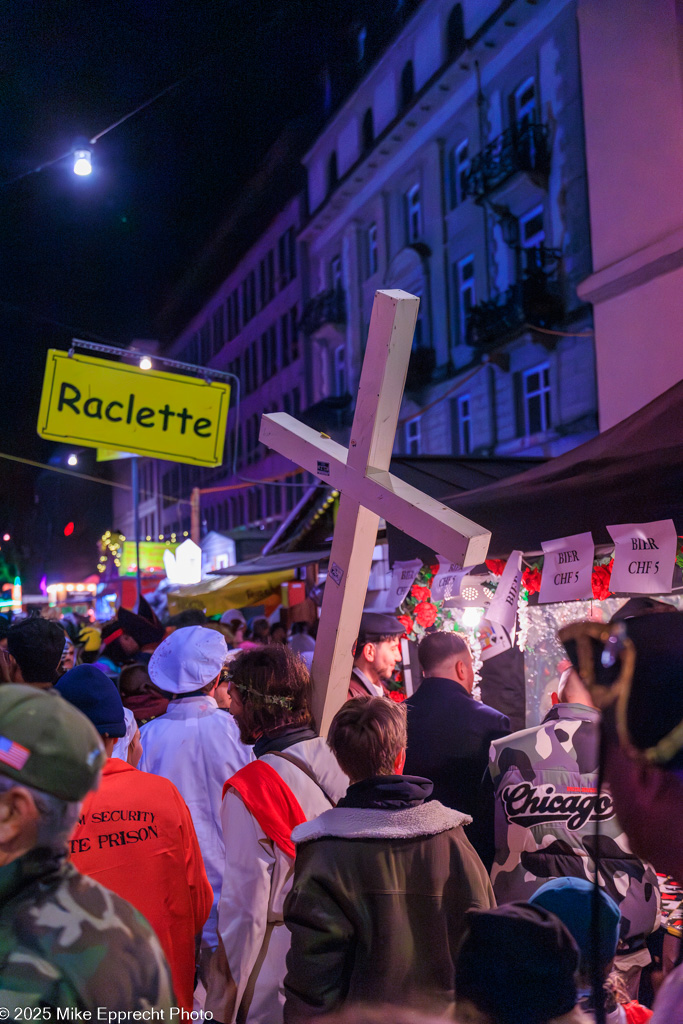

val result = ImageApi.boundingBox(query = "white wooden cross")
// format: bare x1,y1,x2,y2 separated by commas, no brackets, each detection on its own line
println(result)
260,289,491,735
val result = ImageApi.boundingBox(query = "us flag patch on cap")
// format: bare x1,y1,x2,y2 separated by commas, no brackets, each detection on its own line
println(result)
0,736,30,770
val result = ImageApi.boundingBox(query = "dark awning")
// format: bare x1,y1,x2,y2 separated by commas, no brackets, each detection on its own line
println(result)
210,549,330,577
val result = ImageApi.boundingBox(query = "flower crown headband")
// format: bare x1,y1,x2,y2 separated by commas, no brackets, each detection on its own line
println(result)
223,664,296,711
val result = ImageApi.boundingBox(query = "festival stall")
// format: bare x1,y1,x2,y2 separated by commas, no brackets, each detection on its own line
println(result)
387,382,683,726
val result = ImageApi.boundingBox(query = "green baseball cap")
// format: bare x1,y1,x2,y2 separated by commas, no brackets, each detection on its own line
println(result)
0,684,105,800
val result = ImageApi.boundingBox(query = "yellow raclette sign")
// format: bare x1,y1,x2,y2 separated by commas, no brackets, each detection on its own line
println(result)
38,350,231,467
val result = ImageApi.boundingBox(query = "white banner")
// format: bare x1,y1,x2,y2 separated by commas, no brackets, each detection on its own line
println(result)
608,519,677,594
385,558,423,611
431,555,472,602
539,532,594,604
486,550,522,634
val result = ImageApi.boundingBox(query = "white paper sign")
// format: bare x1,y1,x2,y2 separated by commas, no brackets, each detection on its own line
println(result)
486,550,522,634
608,519,677,594
539,532,594,604
385,558,423,611
478,619,513,662
431,555,472,602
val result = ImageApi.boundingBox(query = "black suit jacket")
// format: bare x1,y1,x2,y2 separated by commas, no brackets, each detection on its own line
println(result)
404,677,510,819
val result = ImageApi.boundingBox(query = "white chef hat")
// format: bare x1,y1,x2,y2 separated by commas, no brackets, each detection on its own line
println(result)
149,625,228,694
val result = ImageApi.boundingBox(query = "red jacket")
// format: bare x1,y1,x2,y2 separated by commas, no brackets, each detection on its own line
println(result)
70,758,212,1010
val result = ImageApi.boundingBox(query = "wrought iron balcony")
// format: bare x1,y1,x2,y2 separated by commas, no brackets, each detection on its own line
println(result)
464,122,550,201
466,248,563,350
299,286,347,336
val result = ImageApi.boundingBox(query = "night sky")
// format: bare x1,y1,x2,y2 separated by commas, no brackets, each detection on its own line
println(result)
1,0,398,586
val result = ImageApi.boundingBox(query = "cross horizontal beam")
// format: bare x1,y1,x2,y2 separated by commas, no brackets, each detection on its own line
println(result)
260,412,491,569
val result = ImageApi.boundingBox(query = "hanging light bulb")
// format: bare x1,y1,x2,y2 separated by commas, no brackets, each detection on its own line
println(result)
139,356,152,370
73,149,93,176
67,454,78,466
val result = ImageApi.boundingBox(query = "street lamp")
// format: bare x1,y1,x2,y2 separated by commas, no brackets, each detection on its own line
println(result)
73,149,93,176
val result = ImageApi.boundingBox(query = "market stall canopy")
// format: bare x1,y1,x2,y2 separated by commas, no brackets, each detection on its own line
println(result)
390,382,683,561
166,567,295,616
209,550,330,576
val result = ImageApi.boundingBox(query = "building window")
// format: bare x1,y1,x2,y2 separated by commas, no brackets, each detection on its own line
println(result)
449,140,469,208
457,394,472,454
406,417,421,455
278,227,296,287
330,255,343,290
455,255,475,343
333,345,346,396
259,250,275,309
327,151,338,194
280,311,291,367
523,363,551,436
290,306,299,361
514,77,537,132
362,107,374,153
446,5,465,60
367,222,378,277
405,184,422,243
400,60,415,111
520,204,545,249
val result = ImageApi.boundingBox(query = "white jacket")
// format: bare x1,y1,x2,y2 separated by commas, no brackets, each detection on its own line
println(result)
139,696,252,949
206,737,348,1024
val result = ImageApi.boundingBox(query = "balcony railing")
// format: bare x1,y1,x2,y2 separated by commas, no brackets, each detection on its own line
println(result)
464,122,550,201
299,286,347,336
466,248,563,350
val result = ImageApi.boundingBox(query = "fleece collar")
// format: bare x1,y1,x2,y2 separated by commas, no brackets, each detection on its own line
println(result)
292,799,471,844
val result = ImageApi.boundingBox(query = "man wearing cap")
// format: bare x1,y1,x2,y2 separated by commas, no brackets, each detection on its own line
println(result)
0,684,175,1013
559,610,683,1024
138,626,252,981
56,665,213,1012
348,612,404,700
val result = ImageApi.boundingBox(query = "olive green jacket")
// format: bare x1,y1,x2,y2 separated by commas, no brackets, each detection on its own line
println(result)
283,801,494,1020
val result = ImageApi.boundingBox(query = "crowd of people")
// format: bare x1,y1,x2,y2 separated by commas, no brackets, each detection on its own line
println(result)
0,598,681,1024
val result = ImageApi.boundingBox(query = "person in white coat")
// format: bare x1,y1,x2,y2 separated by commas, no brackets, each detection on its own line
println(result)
205,644,348,1024
139,626,252,979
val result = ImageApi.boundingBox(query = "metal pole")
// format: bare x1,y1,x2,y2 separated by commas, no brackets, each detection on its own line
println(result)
131,457,142,606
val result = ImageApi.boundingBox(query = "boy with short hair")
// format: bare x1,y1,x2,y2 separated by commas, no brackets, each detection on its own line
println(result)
283,695,494,1021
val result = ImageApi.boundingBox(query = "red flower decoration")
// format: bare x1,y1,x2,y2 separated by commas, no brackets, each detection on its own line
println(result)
486,559,507,577
414,601,437,627
592,559,614,601
388,690,406,703
411,585,431,602
397,614,414,636
429,564,440,576
522,567,542,595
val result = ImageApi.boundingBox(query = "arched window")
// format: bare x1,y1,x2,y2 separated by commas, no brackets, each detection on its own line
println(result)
327,151,338,194
446,5,465,60
362,107,374,153
400,61,415,111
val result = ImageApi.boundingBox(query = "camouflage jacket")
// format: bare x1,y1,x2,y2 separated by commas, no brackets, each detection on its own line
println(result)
488,703,660,944
0,848,176,1014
